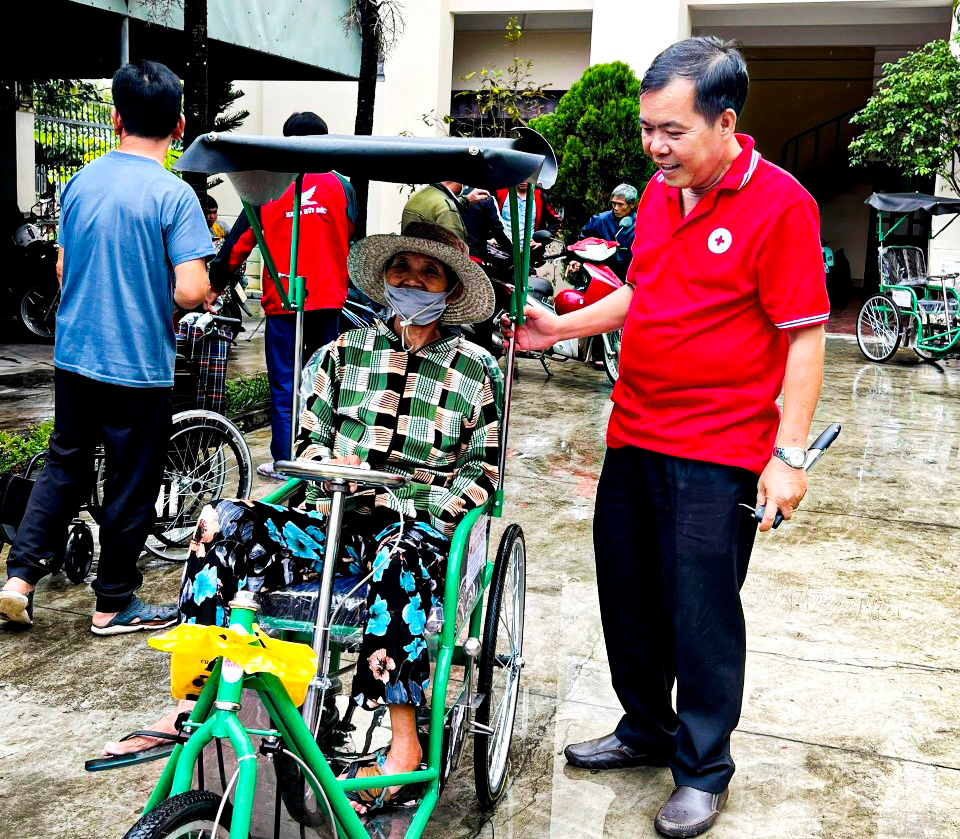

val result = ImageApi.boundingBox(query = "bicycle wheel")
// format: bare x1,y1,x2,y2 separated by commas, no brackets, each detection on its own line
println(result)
474,524,526,809
601,330,621,384
123,791,229,838
145,410,252,561
856,294,901,362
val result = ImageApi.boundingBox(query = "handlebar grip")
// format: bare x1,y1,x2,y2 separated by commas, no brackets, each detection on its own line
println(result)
753,504,784,529
809,422,841,453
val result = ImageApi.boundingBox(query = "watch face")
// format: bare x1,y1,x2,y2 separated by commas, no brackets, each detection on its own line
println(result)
787,449,806,468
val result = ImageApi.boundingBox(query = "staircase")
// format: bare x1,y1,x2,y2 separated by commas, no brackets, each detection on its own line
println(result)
779,108,861,192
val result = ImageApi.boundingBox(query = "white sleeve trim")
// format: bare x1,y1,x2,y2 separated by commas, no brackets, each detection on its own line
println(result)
776,312,830,329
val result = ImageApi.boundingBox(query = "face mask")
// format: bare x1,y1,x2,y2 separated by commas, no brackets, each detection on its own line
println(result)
383,283,450,327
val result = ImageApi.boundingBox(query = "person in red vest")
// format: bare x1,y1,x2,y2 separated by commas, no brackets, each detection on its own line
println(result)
218,112,357,480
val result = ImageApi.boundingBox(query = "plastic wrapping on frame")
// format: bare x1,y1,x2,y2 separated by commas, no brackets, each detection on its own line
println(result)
259,575,369,645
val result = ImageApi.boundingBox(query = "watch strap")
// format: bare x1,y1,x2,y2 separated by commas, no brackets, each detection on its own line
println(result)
773,446,806,468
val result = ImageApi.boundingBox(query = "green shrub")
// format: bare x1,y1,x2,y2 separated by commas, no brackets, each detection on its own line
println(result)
849,35,960,197
225,372,271,413
0,419,54,474
530,61,654,237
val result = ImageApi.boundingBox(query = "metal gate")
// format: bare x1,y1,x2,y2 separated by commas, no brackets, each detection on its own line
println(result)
34,93,116,206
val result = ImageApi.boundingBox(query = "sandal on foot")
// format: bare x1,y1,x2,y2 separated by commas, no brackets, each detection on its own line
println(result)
90,596,177,636
342,749,422,812
0,590,34,626
85,712,189,772
85,730,178,771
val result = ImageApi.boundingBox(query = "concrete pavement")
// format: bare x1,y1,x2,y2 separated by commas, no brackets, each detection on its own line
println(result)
1,337,959,838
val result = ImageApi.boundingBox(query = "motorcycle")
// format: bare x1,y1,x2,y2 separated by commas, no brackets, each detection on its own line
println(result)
476,235,623,383
547,237,624,384
0,198,60,341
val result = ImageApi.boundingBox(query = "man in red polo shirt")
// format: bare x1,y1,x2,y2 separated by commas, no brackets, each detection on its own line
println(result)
507,37,827,837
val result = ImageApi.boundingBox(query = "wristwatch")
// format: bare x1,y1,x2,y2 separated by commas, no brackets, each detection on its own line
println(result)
773,446,807,469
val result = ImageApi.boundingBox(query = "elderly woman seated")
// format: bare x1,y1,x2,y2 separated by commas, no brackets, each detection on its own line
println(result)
103,222,501,813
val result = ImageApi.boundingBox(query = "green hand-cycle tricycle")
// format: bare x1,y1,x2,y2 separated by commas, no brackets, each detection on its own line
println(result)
856,192,960,363
116,129,557,838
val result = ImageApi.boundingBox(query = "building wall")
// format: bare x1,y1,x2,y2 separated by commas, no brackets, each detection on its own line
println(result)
929,13,960,274
452,29,591,91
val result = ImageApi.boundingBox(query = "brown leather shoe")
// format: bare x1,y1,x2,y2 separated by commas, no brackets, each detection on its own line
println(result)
563,732,671,770
654,786,729,837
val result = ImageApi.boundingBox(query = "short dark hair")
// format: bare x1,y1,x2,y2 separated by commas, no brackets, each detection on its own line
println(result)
203,196,218,211
282,112,329,137
112,60,183,139
640,37,748,121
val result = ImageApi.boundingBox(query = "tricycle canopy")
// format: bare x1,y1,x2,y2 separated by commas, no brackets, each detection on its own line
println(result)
866,192,960,216
175,128,557,205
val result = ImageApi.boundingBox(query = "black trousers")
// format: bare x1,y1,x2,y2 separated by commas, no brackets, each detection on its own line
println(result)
7,369,172,612
593,446,758,792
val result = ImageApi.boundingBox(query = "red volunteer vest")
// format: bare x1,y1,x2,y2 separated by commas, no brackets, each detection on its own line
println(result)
258,172,352,315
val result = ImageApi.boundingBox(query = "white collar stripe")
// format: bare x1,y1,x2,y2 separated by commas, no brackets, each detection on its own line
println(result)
738,150,761,190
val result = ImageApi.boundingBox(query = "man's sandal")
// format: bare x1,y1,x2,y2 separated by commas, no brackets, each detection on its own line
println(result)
90,596,177,636
342,748,422,812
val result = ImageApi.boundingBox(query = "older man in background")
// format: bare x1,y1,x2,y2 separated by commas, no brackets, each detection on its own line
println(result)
579,183,638,279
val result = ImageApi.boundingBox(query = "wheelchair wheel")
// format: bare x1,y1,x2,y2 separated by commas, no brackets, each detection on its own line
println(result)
122,790,229,838
857,294,901,362
63,520,94,584
601,329,621,384
145,411,252,562
474,524,526,809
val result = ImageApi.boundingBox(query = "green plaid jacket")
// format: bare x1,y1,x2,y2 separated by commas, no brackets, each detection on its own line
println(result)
297,320,503,536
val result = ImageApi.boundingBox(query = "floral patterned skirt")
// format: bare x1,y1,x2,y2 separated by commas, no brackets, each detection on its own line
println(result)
179,499,449,708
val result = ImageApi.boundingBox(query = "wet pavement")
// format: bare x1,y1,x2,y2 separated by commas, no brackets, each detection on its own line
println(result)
2,336,960,838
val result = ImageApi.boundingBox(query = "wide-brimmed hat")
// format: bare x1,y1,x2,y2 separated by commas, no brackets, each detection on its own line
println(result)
347,222,494,325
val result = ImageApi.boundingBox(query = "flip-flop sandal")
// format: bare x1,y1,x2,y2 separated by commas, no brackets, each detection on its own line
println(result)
342,748,422,812
85,711,190,772
0,590,34,626
90,596,177,636
85,730,179,772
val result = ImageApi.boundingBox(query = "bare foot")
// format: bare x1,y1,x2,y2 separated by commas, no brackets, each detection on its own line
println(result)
102,701,195,756
2,578,35,596
91,610,118,629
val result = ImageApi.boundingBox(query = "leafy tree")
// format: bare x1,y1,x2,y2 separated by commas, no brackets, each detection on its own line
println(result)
457,15,549,138
848,35,960,197
529,61,653,237
343,0,405,237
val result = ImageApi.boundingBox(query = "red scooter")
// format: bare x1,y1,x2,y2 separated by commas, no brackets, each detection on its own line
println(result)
538,237,624,383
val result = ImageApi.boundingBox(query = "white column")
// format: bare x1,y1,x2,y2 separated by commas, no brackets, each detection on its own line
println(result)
590,0,691,78
15,110,35,210
929,12,960,274
371,0,455,234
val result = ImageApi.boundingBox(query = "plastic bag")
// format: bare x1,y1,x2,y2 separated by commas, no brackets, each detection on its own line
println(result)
149,623,318,706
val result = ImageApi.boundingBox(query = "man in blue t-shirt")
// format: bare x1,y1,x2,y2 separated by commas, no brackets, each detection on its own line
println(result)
0,61,215,634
